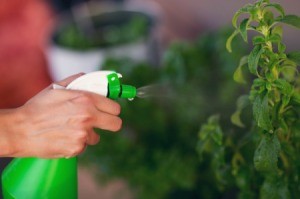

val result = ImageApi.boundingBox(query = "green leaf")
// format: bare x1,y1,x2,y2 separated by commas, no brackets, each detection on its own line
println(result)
232,4,254,28
263,10,274,26
231,111,244,128
211,126,223,146
268,34,281,43
234,56,248,84
254,134,280,172
253,36,266,45
237,95,250,110
273,79,293,96
260,175,290,199
253,93,272,131
278,42,286,54
272,25,283,37
276,15,300,29
287,51,300,65
231,95,250,127
264,3,285,17
226,30,239,53
199,115,223,146
248,45,264,74
239,18,250,42
291,93,300,105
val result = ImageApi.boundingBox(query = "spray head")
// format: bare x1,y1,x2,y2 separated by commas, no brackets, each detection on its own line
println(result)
107,72,137,100
63,71,137,100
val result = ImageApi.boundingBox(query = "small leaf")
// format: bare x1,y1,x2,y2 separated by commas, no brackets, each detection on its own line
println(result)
226,30,239,53
273,79,293,96
278,42,286,54
272,25,283,37
291,93,300,105
253,78,266,87
276,15,300,29
281,65,296,82
253,93,272,131
260,175,290,199
287,51,300,65
199,115,223,146
211,126,223,146
234,56,248,84
264,3,285,17
231,111,244,128
268,34,281,43
248,45,264,74
239,18,250,41
263,10,274,26
254,134,280,172
237,95,251,110
232,4,253,28
253,36,266,45
231,95,250,128
282,95,291,107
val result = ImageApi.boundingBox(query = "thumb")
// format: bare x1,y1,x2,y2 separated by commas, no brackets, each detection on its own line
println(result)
56,73,85,87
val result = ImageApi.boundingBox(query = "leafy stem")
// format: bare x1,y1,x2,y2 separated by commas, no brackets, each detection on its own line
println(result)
227,0,300,197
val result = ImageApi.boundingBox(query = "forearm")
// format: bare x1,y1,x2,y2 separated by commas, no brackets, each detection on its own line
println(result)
0,108,22,157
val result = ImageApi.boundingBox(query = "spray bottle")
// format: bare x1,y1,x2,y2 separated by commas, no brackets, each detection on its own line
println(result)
1,71,137,199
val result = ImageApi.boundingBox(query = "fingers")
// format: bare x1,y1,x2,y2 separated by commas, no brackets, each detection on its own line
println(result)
90,94,121,116
86,129,100,145
93,111,122,132
70,92,121,116
56,73,85,87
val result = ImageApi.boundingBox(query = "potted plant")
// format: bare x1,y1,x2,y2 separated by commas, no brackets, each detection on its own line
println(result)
46,1,159,81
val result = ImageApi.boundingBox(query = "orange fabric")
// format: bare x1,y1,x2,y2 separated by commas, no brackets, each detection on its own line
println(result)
0,0,53,108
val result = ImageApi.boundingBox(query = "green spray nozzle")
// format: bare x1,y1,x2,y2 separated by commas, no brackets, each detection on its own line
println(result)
107,73,137,100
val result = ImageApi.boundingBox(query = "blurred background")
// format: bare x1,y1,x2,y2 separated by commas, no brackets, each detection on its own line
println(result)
0,0,299,198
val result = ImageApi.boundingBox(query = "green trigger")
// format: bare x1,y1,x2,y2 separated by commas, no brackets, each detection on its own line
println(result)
107,73,121,100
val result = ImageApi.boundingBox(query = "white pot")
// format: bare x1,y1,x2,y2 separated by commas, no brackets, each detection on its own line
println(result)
47,45,104,81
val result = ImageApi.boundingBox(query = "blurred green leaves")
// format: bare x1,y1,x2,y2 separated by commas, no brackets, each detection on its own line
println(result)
80,29,248,199
55,16,150,50
254,134,280,172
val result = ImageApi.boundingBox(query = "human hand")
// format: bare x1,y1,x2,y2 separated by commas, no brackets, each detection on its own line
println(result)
2,73,122,158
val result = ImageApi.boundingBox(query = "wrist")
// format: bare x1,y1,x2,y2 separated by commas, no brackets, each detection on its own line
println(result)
0,108,24,157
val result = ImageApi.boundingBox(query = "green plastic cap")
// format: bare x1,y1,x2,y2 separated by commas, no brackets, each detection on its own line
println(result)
120,85,137,99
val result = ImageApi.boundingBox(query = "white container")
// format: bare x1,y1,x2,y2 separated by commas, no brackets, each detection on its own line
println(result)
47,45,104,81
46,1,160,82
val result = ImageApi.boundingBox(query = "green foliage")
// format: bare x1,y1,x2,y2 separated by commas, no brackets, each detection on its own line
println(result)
254,133,280,172
78,1,300,198
225,0,300,198
233,56,248,84
231,95,250,127
55,16,149,50
80,29,248,198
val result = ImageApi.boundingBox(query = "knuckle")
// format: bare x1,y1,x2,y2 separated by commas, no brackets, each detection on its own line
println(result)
73,93,92,105
78,113,93,124
70,144,85,156
68,111,93,127
75,130,88,141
